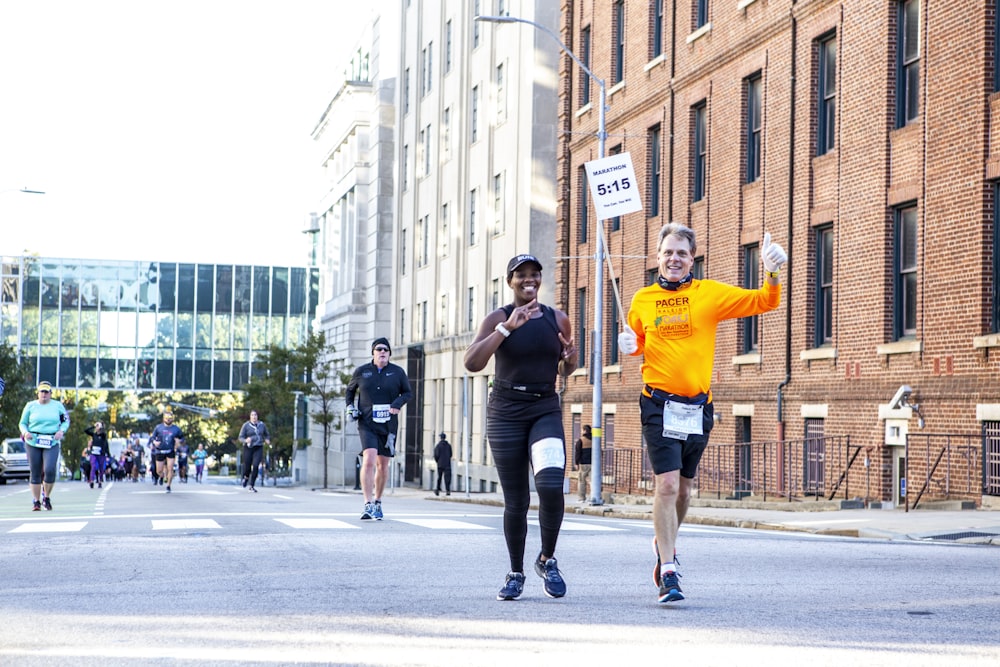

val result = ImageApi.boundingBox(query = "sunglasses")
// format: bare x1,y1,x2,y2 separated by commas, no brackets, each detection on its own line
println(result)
39,390,51,394
373,346,390,352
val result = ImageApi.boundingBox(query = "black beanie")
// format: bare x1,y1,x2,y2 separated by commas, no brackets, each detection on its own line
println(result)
371,337,391,353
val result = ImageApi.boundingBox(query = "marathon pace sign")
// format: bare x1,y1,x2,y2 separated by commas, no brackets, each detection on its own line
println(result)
584,152,644,221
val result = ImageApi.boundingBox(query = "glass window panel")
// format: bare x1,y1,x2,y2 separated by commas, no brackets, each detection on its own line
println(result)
38,356,57,385
138,358,154,389
137,311,156,350
196,265,214,312
159,263,178,310
271,267,288,316
904,273,917,331
213,360,231,391
903,1,919,61
156,313,175,349
195,360,212,390
78,357,96,388
175,359,193,390
41,275,60,308
215,265,233,313
61,311,80,346
156,359,174,389
252,315,269,348
58,357,76,387
99,358,115,388
824,39,837,95
195,312,213,349
290,268,306,314
232,361,249,390
214,313,232,349
177,264,196,312
176,313,194,349
233,313,250,350
253,267,270,314
41,309,60,344
902,210,918,269
117,360,136,388
23,307,40,343
234,266,252,314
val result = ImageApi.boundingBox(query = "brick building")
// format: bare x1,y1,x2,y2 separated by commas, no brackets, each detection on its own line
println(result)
557,0,1000,507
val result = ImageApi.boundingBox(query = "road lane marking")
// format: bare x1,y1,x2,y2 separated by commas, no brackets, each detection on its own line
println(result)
392,518,493,530
275,518,359,529
529,519,624,532
274,495,294,500
151,519,221,530
9,522,88,533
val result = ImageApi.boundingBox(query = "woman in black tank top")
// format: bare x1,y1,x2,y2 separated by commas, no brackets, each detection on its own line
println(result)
464,254,578,601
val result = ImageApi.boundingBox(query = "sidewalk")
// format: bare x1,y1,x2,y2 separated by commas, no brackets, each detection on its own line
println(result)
417,487,1000,546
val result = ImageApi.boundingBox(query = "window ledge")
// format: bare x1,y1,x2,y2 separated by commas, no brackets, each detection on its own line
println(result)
608,80,626,98
973,333,1000,349
800,346,837,361
737,0,758,11
604,364,622,374
732,352,761,366
574,102,593,119
644,53,666,73
686,23,712,45
876,339,922,356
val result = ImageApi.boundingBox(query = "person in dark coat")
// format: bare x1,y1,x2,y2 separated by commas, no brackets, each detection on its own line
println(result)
433,433,453,496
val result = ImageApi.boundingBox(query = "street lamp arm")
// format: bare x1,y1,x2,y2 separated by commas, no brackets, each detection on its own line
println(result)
0,187,46,195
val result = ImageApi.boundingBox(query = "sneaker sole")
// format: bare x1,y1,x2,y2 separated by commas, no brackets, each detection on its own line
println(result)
496,592,522,601
658,589,685,604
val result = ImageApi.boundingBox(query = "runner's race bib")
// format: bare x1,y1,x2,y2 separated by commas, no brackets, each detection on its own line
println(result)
91,445,102,455
372,403,391,423
661,400,704,441
34,435,55,449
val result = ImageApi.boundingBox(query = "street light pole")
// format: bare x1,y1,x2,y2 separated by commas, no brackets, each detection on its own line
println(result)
475,14,608,504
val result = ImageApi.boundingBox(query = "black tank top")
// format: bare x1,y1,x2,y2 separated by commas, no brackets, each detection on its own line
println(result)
494,305,561,388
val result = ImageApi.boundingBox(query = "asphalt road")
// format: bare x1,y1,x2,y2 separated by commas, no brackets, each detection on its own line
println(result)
0,477,997,666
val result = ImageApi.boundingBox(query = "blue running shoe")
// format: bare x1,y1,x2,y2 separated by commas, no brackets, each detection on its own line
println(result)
372,501,383,520
497,572,525,601
360,502,374,520
533,553,567,598
658,569,684,603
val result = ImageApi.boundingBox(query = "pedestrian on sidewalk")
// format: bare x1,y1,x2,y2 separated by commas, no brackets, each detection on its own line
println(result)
433,433,453,496
464,254,578,601
619,222,786,604
239,410,270,492
573,425,592,503
345,337,413,521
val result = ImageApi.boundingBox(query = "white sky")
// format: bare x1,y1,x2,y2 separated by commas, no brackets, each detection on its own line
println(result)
0,0,373,266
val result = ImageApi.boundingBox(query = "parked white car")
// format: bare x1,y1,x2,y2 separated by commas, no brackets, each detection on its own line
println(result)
0,438,30,484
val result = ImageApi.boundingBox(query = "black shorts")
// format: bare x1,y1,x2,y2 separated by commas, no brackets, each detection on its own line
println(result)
155,451,176,462
359,425,396,457
640,394,714,478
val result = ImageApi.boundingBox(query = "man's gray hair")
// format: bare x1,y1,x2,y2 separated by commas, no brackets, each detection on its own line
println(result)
658,222,697,255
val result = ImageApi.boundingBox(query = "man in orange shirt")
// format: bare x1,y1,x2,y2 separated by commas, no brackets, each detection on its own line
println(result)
619,222,786,604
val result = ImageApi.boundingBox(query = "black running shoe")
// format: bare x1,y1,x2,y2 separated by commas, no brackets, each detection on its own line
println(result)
32,500,41,512
497,572,525,601
533,553,567,598
658,569,684,603
166,485,171,493
43,497,52,511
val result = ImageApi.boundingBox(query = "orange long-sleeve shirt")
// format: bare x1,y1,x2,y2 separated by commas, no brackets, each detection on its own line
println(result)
625,279,781,399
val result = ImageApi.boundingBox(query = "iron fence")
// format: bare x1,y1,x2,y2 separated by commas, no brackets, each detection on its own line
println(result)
904,433,981,511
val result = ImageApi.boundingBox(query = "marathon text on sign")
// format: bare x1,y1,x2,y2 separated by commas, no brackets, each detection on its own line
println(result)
584,152,644,221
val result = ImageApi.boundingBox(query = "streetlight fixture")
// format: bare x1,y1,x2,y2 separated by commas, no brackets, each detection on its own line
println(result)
1,187,46,195
475,14,608,504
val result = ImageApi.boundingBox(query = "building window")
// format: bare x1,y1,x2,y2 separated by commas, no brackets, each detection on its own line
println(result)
416,215,428,267
424,124,432,175
422,42,433,95
579,166,589,243
491,278,499,311
402,144,409,191
652,0,664,58
610,144,622,231
445,20,453,74
817,33,836,156
898,0,920,126
815,225,833,346
580,26,592,106
742,244,760,353
467,286,475,331
496,62,506,122
577,288,587,367
473,0,481,48
471,85,479,143
994,184,1000,332
648,125,661,217
493,172,504,235
399,308,406,345
469,188,477,245
400,228,407,275
695,0,708,30
693,102,707,202
440,203,450,257
894,204,918,339
442,107,451,161
693,256,704,279
609,279,620,364
420,300,428,340
439,293,448,336
403,68,410,115
613,1,625,84
497,0,507,16
746,74,762,184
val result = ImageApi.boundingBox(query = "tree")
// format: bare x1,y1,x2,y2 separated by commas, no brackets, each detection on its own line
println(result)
241,344,303,471
294,331,349,489
0,342,34,440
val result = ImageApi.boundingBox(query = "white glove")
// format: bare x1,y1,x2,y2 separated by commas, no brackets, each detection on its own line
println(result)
762,232,787,273
618,329,638,356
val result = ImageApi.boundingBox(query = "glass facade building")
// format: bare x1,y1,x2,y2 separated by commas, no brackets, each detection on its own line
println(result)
1,256,318,392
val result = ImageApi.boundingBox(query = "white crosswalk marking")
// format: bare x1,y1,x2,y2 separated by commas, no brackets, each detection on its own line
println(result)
151,519,221,530
10,522,88,533
275,518,359,529
529,519,625,532
392,518,493,530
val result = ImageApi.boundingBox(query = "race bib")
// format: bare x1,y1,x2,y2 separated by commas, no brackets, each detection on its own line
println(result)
34,435,55,449
91,446,102,455
530,438,566,472
372,404,391,423
661,401,704,441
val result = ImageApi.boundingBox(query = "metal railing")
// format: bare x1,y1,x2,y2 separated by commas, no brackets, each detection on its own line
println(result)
905,433,981,511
